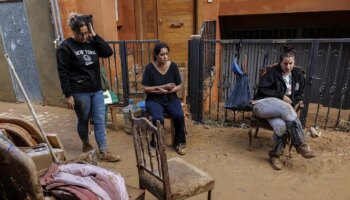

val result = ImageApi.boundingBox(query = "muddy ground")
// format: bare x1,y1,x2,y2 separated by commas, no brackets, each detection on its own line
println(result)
1,101,350,200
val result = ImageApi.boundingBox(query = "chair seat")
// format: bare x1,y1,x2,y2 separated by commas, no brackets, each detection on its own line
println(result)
140,157,215,200
250,115,273,130
126,184,145,200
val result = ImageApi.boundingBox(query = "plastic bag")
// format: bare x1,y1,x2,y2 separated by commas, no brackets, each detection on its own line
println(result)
224,74,252,111
103,90,119,105
231,57,244,76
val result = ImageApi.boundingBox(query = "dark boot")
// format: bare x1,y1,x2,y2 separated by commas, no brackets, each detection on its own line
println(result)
296,144,316,159
285,120,305,147
269,134,287,170
286,120,316,159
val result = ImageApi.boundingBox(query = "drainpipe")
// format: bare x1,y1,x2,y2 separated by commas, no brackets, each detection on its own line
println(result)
49,0,64,48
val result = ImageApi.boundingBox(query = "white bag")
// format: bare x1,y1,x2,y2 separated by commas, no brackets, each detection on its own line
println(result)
103,90,112,105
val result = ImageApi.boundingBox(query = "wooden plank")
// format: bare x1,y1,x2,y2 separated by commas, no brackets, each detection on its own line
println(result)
126,184,145,200
46,133,64,150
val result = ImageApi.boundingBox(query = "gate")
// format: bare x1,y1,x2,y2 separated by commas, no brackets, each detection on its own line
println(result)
102,40,159,106
188,38,350,129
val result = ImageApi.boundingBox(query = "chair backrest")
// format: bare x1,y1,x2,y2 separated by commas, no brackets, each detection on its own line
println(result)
131,117,172,199
0,131,44,200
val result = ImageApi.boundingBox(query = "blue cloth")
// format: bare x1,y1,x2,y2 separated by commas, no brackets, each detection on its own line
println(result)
137,100,146,111
231,57,244,76
72,90,107,152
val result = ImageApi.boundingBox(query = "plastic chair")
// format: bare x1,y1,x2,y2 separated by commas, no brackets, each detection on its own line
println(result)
131,117,215,200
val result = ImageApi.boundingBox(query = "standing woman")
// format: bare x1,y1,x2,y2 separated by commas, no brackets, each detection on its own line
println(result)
142,42,186,155
253,45,315,170
56,13,119,162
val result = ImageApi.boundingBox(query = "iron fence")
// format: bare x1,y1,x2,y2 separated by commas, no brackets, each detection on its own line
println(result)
188,38,350,129
101,40,159,105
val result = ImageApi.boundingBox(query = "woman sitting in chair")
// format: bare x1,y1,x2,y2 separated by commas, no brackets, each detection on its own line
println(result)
252,45,315,170
141,42,186,155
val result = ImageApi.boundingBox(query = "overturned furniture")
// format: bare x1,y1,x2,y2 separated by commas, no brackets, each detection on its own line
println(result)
0,117,145,200
132,117,215,200
0,131,45,200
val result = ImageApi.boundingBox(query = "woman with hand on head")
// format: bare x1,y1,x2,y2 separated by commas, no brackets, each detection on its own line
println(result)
56,12,119,162
252,45,316,170
142,42,186,155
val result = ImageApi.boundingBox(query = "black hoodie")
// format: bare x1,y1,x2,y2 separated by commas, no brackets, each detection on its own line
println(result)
56,35,113,97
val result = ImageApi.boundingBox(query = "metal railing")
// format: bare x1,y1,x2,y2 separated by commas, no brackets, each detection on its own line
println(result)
101,40,159,105
188,38,350,129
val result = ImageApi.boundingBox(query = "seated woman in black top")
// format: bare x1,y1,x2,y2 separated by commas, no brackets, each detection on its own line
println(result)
142,42,186,155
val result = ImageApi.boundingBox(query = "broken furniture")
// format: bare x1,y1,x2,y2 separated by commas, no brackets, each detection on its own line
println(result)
131,117,215,200
0,118,145,200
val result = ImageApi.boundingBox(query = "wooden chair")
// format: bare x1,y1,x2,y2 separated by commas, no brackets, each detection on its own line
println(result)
131,117,215,200
248,99,304,150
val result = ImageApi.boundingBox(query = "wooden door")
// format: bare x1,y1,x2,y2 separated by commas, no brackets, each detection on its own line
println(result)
157,0,194,65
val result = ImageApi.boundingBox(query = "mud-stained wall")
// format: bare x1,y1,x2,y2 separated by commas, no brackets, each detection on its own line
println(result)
0,0,62,106
0,36,16,102
25,0,61,106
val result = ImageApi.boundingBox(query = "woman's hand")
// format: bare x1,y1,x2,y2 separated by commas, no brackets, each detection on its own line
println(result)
283,95,292,104
88,23,96,37
153,87,168,94
65,96,75,109
163,83,175,91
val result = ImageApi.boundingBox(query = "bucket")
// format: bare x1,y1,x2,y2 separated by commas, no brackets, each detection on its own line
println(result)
123,99,141,134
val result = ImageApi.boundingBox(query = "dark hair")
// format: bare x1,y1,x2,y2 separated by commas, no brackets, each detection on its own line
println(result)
279,45,296,61
153,42,170,61
68,13,92,33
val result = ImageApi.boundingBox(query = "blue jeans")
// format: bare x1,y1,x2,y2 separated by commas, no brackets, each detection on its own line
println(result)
72,90,107,152
252,97,297,137
146,99,186,145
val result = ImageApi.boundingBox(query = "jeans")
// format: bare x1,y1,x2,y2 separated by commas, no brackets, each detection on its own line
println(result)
72,90,107,152
252,97,297,137
146,99,186,145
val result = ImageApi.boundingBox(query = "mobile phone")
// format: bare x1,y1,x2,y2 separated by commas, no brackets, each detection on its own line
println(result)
82,14,93,27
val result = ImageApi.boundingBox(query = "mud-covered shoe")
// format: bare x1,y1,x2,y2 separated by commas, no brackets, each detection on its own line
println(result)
100,152,121,162
175,143,186,155
269,156,283,170
82,143,94,153
296,144,316,159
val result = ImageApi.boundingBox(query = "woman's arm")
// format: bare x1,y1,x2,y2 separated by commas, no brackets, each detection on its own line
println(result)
56,45,72,97
257,71,284,100
88,24,113,58
292,68,306,106
143,83,176,94
56,44,75,108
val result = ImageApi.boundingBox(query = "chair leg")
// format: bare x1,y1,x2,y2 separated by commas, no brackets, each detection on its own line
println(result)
254,126,260,138
248,126,260,151
248,128,253,150
170,119,175,147
207,190,212,200
109,105,118,131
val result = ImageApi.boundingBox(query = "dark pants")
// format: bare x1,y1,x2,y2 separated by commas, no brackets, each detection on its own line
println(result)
146,99,186,145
